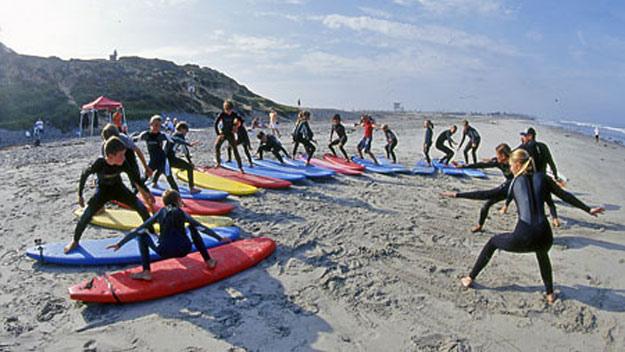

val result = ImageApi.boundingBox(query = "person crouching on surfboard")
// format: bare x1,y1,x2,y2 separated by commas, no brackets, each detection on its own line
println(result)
65,137,155,254
107,189,231,281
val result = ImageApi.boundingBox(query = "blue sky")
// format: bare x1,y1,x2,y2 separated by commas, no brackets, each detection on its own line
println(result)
1,0,624,125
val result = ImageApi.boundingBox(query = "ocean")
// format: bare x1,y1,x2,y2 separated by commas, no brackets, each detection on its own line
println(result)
537,119,625,146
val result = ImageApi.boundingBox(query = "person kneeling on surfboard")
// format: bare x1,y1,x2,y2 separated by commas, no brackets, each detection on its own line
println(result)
107,189,231,281
65,137,155,254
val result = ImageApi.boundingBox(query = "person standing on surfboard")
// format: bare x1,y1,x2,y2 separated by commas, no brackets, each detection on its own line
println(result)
355,114,378,164
423,120,434,167
138,115,178,190
381,124,398,164
435,125,457,164
65,137,155,254
164,121,201,194
457,120,481,164
292,111,316,166
214,100,244,173
107,189,231,281
328,114,349,161
227,115,254,168
256,131,290,164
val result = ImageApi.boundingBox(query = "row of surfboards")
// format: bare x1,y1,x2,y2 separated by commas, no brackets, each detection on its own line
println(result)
27,153,487,304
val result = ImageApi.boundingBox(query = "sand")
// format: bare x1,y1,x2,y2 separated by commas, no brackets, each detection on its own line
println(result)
1,114,624,351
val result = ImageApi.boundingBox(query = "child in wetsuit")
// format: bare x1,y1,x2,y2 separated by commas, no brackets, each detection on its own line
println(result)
214,100,244,172
356,114,378,164
381,124,398,163
457,120,481,164
65,137,155,254
328,114,349,160
107,189,231,281
101,123,152,193
256,131,289,163
435,125,457,164
164,121,200,194
460,149,604,303
138,115,176,189
292,111,316,165
423,120,434,166
227,115,254,167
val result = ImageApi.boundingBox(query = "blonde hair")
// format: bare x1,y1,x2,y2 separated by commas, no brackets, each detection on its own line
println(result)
510,149,535,177
296,111,305,123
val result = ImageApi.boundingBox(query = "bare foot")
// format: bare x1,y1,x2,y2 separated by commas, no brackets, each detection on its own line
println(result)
189,188,201,194
440,192,456,198
95,206,106,215
239,168,245,174
460,277,473,288
64,241,79,254
130,271,152,281
206,258,218,269
471,225,483,233
545,293,555,304
214,163,221,169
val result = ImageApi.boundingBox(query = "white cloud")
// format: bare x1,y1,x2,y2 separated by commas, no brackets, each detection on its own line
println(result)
393,0,508,17
526,30,543,41
359,7,393,19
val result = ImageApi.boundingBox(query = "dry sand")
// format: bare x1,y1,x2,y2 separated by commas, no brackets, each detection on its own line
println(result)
0,114,624,351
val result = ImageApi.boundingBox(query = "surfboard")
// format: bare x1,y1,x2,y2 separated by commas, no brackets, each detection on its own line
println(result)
73,208,234,231
297,155,363,175
432,159,465,176
114,196,234,216
26,227,240,266
148,182,229,201
254,159,334,178
220,160,306,182
322,153,366,170
175,168,258,196
453,161,487,178
68,237,275,303
413,159,436,175
197,166,291,189
351,157,396,174
375,157,412,173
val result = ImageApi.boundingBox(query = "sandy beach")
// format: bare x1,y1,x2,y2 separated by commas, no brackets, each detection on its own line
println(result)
1,113,624,351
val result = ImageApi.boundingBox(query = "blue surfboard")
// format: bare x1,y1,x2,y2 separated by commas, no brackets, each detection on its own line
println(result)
255,159,334,178
432,159,465,176
26,227,240,266
220,160,306,182
454,161,487,178
351,157,396,174
375,157,412,173
413,159,436,175
148,182,229,201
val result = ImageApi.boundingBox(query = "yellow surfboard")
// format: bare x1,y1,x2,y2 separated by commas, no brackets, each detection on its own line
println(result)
73,208,234,231
175,168,258,196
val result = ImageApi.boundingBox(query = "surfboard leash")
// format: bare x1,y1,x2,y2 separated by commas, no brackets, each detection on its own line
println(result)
103,275,122,304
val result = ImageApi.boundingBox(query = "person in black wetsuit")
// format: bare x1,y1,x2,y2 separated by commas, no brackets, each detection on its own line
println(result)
106,189,231,281
423,120,434,166
138,115,176,189
328,114,349,160
381,124,398,163
518,127,559,182
214,100,244,172
435,125,457,164
101,123,152,193
164,122,200,194
65,137,156,254
292,111,316,165
227,115,254,167
460,149,604,303
457,120,481,164
256,131,289,163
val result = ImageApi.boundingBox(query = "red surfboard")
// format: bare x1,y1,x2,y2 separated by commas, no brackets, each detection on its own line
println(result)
298,155,363,175
68,237,275,303
114,196,235,216
197,166,291,189
322,153,366,171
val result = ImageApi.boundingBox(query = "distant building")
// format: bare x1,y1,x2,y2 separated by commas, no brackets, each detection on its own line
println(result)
393,102,404,112
109,49,118,61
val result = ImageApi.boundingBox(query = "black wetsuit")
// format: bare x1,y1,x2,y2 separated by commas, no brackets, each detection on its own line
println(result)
518,141,558,180
459,126,481,164
228,119,253,165
215,111,243,168
115,206,223,271
435,130,455,164
329,123,348,159
258,135,289,163
164,132,194,190
139,130,176,189
468,172,593,294
424,127,433,164
74,158,152,242
292,120,316,161
101,133,141,192
384,129,398,162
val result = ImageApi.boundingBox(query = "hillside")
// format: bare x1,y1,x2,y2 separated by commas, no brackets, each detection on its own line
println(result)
0,42,298,131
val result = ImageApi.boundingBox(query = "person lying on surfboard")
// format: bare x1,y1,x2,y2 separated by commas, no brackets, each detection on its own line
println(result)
65,137,155,254
256,131,290,164
107,189,231,281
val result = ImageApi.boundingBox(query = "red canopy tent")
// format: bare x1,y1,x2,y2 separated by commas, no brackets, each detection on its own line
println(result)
79,96,126,136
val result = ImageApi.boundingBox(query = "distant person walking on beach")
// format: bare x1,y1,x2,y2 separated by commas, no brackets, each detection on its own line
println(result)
435,125,457,164
457,120,481,164
356,114,378,164
214,100,244,172
269,109,281,138
328,114,349,161
33,119,44,146
594,125,600,143
292,111,316,165
423,120,434,167
381,124,398,163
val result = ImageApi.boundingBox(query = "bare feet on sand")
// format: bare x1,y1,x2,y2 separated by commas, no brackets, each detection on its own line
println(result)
460,277,473,287
130,271,152,281
64,241,79,254
206,258,218,269
471,225,483,233
545,293,555,304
